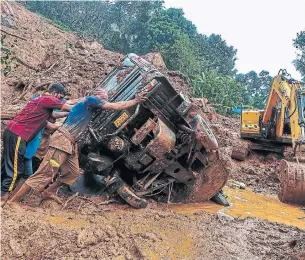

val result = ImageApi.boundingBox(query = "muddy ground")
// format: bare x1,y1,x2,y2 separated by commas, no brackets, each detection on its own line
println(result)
1,2,305,260
2,202,305,260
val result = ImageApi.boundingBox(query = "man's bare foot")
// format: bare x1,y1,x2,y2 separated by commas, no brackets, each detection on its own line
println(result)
5,201,25,211
41,191,63,205
1,192,12,208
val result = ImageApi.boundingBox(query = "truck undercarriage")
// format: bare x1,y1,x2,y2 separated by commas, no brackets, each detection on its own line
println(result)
71,54,230,208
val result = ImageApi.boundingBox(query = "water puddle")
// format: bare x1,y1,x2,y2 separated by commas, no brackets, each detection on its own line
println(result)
223,186,305,229
169,186,305,229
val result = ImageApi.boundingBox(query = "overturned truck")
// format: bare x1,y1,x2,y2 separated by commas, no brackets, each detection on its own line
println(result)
73,54,229,208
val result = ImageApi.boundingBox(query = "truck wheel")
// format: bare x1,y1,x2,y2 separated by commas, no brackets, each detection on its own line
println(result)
185,149,230,202
191,115,218,151
117,185,148,209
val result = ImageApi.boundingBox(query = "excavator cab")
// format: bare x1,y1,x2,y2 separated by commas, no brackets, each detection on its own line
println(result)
240,110,261,137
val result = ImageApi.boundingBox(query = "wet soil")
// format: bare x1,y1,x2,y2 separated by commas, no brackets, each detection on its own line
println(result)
2,199,304,260
1,2,305,260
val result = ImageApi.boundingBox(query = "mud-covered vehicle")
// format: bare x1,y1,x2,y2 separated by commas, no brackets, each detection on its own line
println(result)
73,53,229,208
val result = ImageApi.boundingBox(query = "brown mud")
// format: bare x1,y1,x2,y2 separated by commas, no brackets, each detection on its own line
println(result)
1,2,305,260
2,193,305,260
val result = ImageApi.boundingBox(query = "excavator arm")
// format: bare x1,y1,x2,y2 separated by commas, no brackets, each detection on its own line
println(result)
290,83,305,154
279,77,305,205
262,70,293,142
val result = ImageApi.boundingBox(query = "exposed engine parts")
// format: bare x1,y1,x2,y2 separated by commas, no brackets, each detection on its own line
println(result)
71,53,229,208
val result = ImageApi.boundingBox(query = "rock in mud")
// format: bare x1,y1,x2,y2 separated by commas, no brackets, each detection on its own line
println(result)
216,211,235,222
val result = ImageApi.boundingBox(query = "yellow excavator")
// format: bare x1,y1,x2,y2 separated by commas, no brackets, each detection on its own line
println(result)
235,69,305,205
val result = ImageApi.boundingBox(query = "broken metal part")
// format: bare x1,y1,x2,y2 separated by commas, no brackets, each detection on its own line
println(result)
184,150,230,202
87,152,114,174
211,190,230,206
163,161,194,183
104,172,126,195
88,125,99,143
131,118,156,145
143,118,176,173
191,115,218,151
143,172,162,190
135,179,174,197
133,172,152,190
108,136,128,153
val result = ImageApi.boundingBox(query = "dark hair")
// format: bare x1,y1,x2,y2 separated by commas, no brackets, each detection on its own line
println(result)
48,83,66,95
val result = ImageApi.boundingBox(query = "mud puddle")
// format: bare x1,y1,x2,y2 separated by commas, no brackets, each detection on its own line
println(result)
168,186,305,229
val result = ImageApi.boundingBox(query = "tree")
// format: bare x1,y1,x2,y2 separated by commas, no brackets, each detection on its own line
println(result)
194,34,237,76
192,71,245,114
25,1,163,53
236,70,272,109
24,1,262,114
161,34,200,75
293,31,305,80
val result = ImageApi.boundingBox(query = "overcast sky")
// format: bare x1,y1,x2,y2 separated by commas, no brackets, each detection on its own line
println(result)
164,0,305,79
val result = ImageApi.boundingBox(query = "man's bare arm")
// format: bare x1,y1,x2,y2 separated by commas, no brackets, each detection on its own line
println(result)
52,111,69,119
102,96,146,111
65,98,82,105
46,121,60,132
61,103,73,111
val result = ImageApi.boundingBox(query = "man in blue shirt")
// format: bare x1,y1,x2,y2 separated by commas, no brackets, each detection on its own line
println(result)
9,88,146,205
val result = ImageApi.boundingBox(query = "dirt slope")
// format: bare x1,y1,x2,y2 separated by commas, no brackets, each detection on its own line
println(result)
1,2,304,260
1,2,190,111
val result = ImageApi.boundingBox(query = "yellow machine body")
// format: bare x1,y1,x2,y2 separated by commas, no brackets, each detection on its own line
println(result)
240,70,305,150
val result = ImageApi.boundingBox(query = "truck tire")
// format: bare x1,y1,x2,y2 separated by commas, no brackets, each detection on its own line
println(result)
117,185,148,209
191,115,218,151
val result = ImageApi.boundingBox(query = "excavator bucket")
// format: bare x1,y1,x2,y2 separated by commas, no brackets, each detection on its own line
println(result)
278,159,305,205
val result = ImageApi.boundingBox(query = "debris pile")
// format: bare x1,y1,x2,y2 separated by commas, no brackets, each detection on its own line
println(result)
1,1,289,197
1,3,304,260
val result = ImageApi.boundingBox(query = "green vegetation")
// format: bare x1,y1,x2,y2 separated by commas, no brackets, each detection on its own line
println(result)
192,71,245,114
1,35,16,76
24,1,302,114
293,31,305,81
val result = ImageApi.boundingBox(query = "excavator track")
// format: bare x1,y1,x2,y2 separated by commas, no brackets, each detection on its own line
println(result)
278,159,305,205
